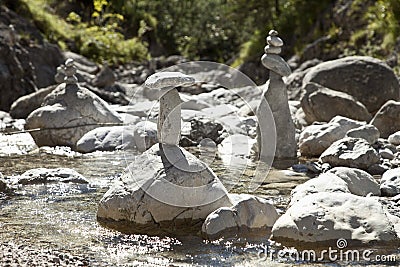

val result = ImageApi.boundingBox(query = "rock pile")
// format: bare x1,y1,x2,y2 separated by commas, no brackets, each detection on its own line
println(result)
25,59,122,148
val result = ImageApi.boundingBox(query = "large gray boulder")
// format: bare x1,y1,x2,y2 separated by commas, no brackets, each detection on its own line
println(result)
301,82,371,123
299,116,364,156
303,56,400,113
201,194,278,239
25,83,122,148
272,192,399,246
76,125,136,153
380,168,400,197
319,137,380,170
97,144,232,232
371,100,400,138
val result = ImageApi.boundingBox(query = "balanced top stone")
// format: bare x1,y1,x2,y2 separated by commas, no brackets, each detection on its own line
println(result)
145,71,195,91
145,71,195,146
64,58,78,85
261,30,291,77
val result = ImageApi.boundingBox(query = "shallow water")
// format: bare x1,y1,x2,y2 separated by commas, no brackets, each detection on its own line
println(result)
0,149,398,266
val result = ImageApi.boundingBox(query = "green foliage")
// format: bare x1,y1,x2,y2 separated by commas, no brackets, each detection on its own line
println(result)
21,0,149,64
14,0,400,68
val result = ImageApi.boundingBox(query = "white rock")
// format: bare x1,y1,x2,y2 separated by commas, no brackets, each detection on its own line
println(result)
299,116,365,156
327,167,380,196
319,137,380,170
25,83,122,148
97,144,232,229
202,195,278,239
388,131,400,145
345,124,380,144
289,173,350,207
76,126,136,153
380,168,400,196
133,121,158,152
272,192,398,245
0,133,37,156
14,168,88,185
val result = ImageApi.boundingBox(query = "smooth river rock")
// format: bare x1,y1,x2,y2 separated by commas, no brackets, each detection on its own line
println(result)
201,194,278,239
97,144,232,232
272,192,399,246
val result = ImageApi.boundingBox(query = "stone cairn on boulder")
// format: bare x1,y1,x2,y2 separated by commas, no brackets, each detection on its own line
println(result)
97,72,232,233
257,30,297,159
25,59,122,148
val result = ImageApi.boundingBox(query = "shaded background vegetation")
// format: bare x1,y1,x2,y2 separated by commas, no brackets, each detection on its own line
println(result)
2,0,400,72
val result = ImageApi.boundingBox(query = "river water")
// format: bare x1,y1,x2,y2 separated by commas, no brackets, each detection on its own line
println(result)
0,149,398,266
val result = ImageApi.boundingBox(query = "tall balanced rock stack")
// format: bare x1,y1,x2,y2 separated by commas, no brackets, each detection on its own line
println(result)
257,30,297,159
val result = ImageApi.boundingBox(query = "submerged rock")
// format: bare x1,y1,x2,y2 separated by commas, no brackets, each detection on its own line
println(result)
201,194,278,239
97,144,232,233
14,168,88,185
272,192,399,246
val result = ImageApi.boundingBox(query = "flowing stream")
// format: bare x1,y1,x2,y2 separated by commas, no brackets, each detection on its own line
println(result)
0,149,398,266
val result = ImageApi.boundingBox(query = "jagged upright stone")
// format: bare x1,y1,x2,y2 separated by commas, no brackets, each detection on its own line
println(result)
257,30,297,159
26,59,122,148
145,72,195,145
